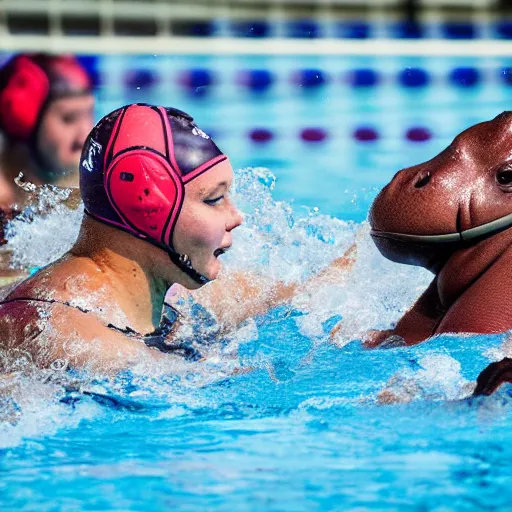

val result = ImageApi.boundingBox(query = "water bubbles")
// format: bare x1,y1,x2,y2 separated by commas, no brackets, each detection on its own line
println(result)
50,359,68,372
378,352,475,403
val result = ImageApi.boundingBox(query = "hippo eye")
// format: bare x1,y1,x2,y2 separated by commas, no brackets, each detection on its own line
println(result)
496,167,512,188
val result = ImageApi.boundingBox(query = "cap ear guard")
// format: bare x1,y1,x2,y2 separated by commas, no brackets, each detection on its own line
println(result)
104,149,183,247
0,57,49,140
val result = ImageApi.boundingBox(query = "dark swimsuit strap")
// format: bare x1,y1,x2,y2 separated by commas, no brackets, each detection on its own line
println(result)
0,296,195,356
0,296,93,315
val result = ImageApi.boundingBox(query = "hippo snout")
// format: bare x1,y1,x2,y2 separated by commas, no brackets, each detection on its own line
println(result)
368,164,460,273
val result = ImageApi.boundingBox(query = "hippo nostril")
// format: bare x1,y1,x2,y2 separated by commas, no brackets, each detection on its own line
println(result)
414,171,431,188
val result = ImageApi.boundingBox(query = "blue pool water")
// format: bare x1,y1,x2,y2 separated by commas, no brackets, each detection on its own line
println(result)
3,54,512,510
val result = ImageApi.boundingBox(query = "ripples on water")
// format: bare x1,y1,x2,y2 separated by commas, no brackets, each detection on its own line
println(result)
2,168,512,510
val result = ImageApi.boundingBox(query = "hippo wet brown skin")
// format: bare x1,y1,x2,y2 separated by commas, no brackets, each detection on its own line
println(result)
369,111,512,346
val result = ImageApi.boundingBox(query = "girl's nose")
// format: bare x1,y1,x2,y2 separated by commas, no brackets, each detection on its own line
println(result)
227,205,243,231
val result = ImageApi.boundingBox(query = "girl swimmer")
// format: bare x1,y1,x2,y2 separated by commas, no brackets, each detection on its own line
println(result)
0,103,243,373
0,103,353,374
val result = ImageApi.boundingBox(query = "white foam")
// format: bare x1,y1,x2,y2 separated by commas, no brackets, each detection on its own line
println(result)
7,186,83,269
378,352,475,404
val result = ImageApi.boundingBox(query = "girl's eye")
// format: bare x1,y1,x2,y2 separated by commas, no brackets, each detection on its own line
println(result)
204,195,224,205
61,114,78,124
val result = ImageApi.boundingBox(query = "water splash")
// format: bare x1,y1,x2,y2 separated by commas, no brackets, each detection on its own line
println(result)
6,186,83,269
1,167,509,452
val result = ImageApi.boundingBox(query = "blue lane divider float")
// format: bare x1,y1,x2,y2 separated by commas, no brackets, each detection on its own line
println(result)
184,21,215,37
392,21,424,39
449,67,480,87
288,20,321,39
231,20,270,38
496,21,512,39
221,19,512,39
441,22,476,40
346,68,380,88
124,69,158,89
398,67,430,87
178,68,215,96
500,67,512,85
282,19,512,39
337,21,371,39
238,69,274,92
293,69,328,88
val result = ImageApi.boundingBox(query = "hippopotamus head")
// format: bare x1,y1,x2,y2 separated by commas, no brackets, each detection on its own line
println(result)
370,111,512,273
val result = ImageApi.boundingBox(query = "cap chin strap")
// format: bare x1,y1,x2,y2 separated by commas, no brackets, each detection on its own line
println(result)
166,247,211,285
371,211,512,245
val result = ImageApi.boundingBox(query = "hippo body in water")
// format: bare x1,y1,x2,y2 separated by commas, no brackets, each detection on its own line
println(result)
369,111,512,394
370,111,512,345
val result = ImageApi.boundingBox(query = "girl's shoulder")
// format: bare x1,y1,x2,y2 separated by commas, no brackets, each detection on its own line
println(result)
0,298,164,373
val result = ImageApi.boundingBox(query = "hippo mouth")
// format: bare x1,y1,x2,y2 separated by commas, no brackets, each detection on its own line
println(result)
370,229,463,245
371,210,512,246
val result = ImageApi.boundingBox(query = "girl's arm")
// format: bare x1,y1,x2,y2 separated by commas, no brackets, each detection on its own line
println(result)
0,301,165,375
174,244,357,328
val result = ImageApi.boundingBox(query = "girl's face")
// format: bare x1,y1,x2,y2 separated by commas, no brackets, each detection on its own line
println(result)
37,94,94,181
173,159,243,287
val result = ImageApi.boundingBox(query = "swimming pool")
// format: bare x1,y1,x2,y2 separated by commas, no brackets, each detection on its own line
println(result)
3,54,512,510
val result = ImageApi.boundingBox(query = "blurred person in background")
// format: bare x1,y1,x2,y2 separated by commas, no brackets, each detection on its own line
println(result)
0,53,94,211
0,53,93,285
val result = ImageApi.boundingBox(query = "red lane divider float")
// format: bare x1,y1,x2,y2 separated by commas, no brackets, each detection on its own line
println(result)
353,126,380,142
406,127,433,142
244,127,434,143
249,128,275,143
300,128,329,142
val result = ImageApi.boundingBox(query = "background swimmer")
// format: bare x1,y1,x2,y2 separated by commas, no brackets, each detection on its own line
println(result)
0,53,94,209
